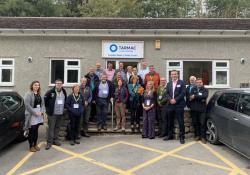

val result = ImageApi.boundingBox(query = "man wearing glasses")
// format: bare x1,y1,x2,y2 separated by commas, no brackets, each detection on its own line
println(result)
44,79,67,150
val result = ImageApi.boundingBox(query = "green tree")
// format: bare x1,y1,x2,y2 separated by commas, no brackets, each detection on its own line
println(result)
79,0,143,17
0,0,35,16
143,0,195,18
206,0,250,18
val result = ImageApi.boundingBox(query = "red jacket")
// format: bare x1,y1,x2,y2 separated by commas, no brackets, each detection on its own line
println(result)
144,71,160,90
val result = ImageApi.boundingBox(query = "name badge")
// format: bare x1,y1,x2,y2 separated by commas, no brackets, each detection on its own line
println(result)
198,92,202,96
176,84,181,88
74,104,79,109
159,96,162,100
36,105,41,108
103,90,108,94
57,100,63,105
146,100,151,106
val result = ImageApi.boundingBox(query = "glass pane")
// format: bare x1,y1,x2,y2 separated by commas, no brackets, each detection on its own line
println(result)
51,60,64,84
238,94,250,116
0,95,20,113
1,69,12,82
2,60,13,65
183,61,212,85
216,62,227,67
216,71,227,84
67,61,79,66
217,93,238,111
67,70,78,83
169,62,180,67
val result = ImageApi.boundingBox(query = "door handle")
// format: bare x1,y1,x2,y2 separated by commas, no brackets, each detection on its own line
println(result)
233,117,239,121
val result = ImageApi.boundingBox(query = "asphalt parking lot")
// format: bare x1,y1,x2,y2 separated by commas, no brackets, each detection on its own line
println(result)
1,126,249,175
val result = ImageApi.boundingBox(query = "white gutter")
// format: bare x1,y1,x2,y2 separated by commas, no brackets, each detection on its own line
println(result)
0,29,250,38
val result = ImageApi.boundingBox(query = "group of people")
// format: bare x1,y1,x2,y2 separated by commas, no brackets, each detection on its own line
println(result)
23,61,209,153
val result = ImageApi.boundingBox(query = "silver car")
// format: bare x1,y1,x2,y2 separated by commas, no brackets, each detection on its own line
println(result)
206,88,250,159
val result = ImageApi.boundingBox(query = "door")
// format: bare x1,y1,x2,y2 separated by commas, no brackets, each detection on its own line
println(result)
106,60,139,69
231,93,250,158
215,92,239,145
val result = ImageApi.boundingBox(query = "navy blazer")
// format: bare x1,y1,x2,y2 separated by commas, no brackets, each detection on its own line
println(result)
166,80,186,108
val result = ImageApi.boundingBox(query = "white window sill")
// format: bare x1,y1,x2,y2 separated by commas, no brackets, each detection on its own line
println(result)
204,85,230,89
49,83,80,87
0,83,14,87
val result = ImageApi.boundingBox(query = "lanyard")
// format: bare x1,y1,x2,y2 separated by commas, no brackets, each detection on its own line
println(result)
73,94,80,102
56,90,61,97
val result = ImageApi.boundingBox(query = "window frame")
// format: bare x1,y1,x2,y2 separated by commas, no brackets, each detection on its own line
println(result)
0,58,15,86
216,92,239,111
49,59,80,86
166,60,230,88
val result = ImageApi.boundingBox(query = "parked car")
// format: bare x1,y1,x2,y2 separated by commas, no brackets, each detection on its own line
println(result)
206,88,250,159
0,91,26,150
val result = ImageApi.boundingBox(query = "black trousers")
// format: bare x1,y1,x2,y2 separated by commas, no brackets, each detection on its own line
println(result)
190,110,206,139
130,102,140,126
28,124,40,148
69,115,81,141
157,105,168,136
167,107,185,139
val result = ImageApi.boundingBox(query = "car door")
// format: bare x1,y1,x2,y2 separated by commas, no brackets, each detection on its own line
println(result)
215,92,239,145
0,93,22,144
230,93,250,158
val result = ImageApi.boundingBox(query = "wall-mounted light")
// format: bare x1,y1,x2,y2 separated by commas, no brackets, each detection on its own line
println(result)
27,56,33,63
155,39,160,50
240,57,246,65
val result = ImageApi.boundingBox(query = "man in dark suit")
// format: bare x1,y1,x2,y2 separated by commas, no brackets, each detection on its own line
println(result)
164,70,186,144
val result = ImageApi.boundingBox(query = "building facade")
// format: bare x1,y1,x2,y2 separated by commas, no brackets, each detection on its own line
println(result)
0,18,250,97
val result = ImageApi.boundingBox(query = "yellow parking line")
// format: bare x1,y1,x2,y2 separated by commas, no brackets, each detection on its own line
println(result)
120,141,166,154
170,154,233,172
53,145,130,175
6,142,45,175
19,156,76,175
199,142,247,175
82,141,124,155
125,141,196,174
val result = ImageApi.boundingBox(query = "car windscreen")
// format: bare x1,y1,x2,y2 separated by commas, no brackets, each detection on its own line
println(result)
0,95,21,114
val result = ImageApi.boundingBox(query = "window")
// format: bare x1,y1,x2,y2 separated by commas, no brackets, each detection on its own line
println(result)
217,93,238,111
50,59,80,85
166,60,229,87
0,59,14,86
238,94,250,116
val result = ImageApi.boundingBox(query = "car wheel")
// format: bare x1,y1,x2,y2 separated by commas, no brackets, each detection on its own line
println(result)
16,122,27,142
206,118,220,144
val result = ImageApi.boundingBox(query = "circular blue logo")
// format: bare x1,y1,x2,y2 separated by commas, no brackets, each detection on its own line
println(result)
110,44,118,52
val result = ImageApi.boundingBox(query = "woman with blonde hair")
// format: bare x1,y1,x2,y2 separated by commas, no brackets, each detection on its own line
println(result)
24,80,45,152
142,81,157,139
66,84,84,145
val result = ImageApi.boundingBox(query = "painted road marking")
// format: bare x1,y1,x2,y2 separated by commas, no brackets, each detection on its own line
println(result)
6,142,45,175
7,140,248,175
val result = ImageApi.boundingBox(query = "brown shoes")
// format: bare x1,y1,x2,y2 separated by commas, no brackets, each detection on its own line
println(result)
34,145,40,151
30,147,37,152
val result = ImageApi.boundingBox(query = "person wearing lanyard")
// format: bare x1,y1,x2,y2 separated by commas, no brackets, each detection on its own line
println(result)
80,77,92,137
66,84,85,145
128,75,144,133
93,74,114,131
114,79,128,132
24,81,45,152
142,81,157,139
164,70,186,144
186,76,196,108
157,78,169,138
189,78,208,144
44,79,67,150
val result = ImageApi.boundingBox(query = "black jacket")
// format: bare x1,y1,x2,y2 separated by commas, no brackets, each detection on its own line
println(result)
85,73,99,90
93,80,114,101
190,86,208,112
44,87,67,115
66,93,84,117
